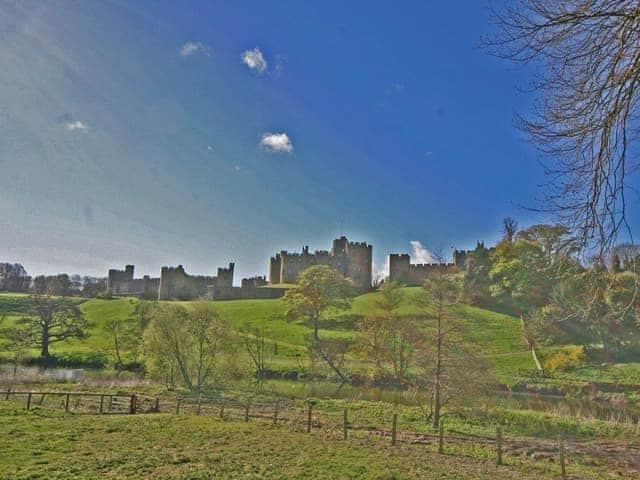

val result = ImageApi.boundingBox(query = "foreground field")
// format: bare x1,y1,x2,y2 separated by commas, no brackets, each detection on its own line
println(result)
0,404,588,480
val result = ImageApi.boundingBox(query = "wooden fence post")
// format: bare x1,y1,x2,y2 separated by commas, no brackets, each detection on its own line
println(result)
65,393,70,412
108,395,113,412
307,402,313,433
391,413,398,446
4,387,10,401
26,392,32,410
496,425,503,466
154,397,160,413
343,408,348,440
99,395,105,414
219,402,225,419
130,394,136,414
438,419,444,454
38,393,46,406
244,404,250,422
273,402,279,425
196,394,202,415
175,398,182,415
558,434,567,480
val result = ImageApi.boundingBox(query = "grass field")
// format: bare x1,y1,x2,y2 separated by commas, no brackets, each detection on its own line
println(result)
0,402,615,480
2,290,640,479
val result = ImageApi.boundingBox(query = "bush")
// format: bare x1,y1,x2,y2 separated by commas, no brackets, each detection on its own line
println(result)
95,289,113,300
544,345,585,373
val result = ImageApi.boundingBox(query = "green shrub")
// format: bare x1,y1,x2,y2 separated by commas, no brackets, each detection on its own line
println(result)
544,345,585,372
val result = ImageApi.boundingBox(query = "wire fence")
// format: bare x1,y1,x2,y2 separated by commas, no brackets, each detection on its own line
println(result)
3,388,640,478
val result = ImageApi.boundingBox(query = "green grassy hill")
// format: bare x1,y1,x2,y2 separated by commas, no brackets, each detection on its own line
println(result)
0,288,537,383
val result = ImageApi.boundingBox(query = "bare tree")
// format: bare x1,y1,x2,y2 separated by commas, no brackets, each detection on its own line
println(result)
503,217,518,242
486,1,640,255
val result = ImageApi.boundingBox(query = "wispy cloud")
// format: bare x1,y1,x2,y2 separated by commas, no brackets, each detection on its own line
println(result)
410,240,435,264
260,132,293,153
241,47,268,74
179,41,211,57
65,120,88,132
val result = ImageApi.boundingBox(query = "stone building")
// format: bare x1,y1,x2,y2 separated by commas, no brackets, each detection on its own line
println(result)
269,236,373,292
157,263,234,300
107,265,160,299
107,263,287,301
387,242,483,286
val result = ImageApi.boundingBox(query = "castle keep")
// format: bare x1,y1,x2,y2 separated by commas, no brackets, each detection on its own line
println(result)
269,236,373,292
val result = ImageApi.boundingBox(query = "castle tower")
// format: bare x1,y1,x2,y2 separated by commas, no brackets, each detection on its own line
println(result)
388,254,411,284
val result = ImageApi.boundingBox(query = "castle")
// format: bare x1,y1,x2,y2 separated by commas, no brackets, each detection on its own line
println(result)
269,236,373,292
387,242,485,286
107,263,286,301
106,236,481,300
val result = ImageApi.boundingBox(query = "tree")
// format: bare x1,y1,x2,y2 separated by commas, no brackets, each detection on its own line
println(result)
284,265,354,340
143,302,233,390
133,299,154,336
0,263,30,292
242,318,272,385
502,217,518,242
19,296,88,360
486,1,640,254
460,245,493,306
417,265,489,428
535,267,640,360
284,265,355,382
188,302,232,390
356,282,420,384
0,317,32,376
102,316,139,368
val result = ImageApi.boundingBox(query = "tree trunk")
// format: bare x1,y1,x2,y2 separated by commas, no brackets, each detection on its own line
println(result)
432,302,443,429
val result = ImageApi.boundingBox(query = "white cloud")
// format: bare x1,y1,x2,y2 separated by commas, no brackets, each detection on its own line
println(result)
241,47,268,74
260,132,293,153
65,121,88,132
373,257,390,282
180,41,211,57
410,241,435,264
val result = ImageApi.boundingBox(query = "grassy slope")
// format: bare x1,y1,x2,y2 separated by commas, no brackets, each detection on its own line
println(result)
5,288,638,386
0,405,570,480
0,289,536,379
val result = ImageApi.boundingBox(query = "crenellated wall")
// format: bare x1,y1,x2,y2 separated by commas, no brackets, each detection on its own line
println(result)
268,236,373,292
107,265,160,298
157,263,234,300
388,254,456,286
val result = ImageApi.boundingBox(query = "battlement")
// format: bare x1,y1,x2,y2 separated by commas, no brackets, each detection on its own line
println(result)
158,263,234,300
269,236,373,292
107,265,159,298
388,254,456,286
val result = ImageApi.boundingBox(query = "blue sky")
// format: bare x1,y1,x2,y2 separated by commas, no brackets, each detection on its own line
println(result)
1,1,554,280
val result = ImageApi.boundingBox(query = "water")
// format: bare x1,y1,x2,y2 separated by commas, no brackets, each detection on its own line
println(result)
0,365,85,381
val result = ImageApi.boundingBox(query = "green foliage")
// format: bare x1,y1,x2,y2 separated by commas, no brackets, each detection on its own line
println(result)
543,345,585,373
19,296,89,359
143,302,235,390
284,265,355,339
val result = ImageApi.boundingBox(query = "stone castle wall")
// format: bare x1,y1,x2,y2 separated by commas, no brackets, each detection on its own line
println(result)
158,263,234,300
388,254,457,286
269,236,373,292
107,265,160,298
